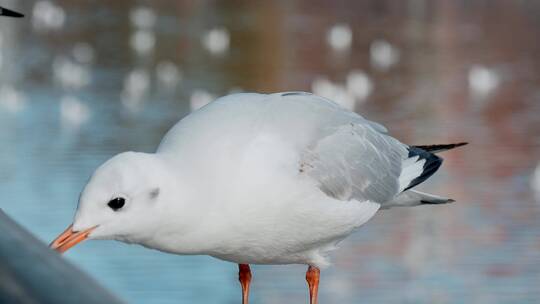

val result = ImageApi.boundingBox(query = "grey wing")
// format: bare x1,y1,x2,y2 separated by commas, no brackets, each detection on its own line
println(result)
301,122,409,203
261,92,429,203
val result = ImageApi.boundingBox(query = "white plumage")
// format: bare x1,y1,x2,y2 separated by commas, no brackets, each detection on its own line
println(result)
51,91,461,303
71,92,452,266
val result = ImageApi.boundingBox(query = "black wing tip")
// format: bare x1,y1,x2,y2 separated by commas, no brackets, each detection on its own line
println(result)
451,142,468,148
413,142,468,153
420,198,455,205
0,7,24,18
404,142,468,192
404,147,443,191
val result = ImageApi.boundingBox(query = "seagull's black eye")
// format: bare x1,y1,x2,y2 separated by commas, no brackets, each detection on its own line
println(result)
108,197,125,211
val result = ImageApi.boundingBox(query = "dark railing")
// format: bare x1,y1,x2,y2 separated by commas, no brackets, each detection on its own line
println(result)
0,209,124,304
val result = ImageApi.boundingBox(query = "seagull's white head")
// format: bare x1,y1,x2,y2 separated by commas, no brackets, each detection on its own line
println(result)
50,151,183,253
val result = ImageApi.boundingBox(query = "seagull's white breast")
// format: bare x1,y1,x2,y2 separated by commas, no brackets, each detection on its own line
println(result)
152,93,380,266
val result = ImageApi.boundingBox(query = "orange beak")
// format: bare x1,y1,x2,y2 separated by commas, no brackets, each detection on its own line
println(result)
49,224,97,253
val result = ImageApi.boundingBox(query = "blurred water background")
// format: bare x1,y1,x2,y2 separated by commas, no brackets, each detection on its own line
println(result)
1,1,539,303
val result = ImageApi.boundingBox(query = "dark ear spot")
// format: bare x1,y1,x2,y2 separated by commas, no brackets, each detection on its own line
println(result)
149,187,160,199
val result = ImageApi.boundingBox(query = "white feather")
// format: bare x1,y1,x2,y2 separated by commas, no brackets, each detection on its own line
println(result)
397,156,426,193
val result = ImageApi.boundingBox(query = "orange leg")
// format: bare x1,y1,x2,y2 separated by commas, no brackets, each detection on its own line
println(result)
238,264,252,304
306,265,320,304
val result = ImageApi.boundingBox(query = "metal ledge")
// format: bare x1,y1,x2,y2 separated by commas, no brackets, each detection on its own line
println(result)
0,209,123,304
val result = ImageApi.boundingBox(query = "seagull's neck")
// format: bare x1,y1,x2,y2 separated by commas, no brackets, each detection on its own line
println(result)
133,153,223,255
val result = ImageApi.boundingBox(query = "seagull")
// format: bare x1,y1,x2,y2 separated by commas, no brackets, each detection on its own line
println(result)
50,92,466,304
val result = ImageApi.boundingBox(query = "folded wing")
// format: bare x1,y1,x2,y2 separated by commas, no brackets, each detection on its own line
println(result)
301,122,409,203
